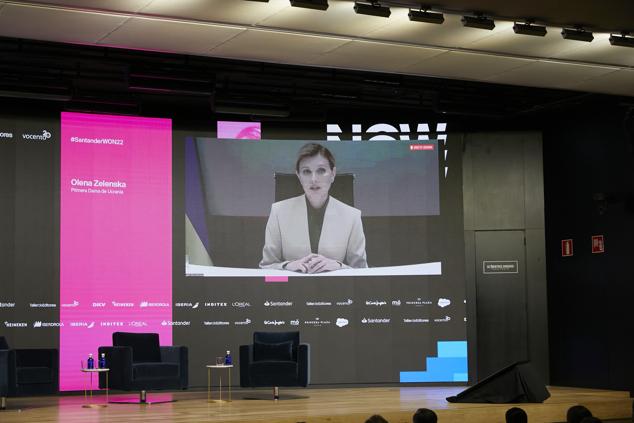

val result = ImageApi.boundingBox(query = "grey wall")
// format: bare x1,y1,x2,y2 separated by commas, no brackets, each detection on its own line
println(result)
462,131,549,383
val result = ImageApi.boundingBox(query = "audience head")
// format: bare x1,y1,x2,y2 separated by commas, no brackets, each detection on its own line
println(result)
505,407,528,423
579,417,602,423
567,405,592,423
365,415,389,423
413,408,438,423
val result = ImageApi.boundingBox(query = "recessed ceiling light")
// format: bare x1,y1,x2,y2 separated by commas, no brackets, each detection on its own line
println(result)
354,1,391,18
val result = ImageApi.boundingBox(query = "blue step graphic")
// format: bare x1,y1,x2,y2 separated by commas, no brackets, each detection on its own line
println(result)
400,341,468,383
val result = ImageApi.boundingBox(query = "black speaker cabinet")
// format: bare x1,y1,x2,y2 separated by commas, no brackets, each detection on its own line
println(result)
447,361,550,403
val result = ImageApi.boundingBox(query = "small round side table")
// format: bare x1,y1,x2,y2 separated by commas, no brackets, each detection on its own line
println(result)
206,364,233,403
80,368,109,408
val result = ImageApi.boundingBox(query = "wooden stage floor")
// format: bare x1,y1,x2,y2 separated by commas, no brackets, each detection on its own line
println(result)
1,386,631,423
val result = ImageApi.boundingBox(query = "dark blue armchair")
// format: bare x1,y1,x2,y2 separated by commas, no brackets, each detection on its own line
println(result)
240,331,310,399
98,332,188,404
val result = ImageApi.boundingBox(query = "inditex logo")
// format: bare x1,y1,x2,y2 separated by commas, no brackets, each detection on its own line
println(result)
437,298,451,308
204,302,228,307
0,302,16,308
100,321,124,327
61,300,79,308
4,321,27,328
326,122,447,141
264,301,293,307
22,130,52,141
263,320,285,326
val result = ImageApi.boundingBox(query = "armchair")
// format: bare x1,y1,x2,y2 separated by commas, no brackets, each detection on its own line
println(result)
98,332,188,404
0,336,59,410
240,331,310,399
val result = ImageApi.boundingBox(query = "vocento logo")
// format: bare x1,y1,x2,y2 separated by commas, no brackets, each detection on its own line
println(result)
326,123,447,141
22,130,52,141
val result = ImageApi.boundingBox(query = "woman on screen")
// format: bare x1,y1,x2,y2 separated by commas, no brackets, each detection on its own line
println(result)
260,142,368,272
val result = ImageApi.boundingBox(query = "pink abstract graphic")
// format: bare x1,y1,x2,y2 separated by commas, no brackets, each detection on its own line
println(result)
217,121,261,140
59,112,172,391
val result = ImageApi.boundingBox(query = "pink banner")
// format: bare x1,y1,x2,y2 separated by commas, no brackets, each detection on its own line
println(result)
59,112,172,391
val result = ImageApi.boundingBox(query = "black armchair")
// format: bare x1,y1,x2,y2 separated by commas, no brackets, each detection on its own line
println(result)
0,336,59,410
0,338,8,410
98,332,188,404
240,331,310,399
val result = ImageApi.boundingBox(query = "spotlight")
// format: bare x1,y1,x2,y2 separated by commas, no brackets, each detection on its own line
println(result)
513,22,547,37
561,27,593,42
290,0,328,10
408,9,444,24
354,1,390,18
609,32,634,48
461,14,495,30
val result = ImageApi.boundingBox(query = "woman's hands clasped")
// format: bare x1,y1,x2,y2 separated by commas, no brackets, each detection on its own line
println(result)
285,254,342,273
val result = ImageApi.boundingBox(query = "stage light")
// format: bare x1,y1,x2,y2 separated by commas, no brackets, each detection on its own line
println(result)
290,0,328,10
609,32,634,48
513,22,547,37
354,1,390,18
408,9,444,24
461,14,495,30
561,27,593,42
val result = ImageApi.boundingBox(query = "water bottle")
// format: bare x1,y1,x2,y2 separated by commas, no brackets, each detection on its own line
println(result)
87,353,94,369
98,353,106,369
224,350,232,365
